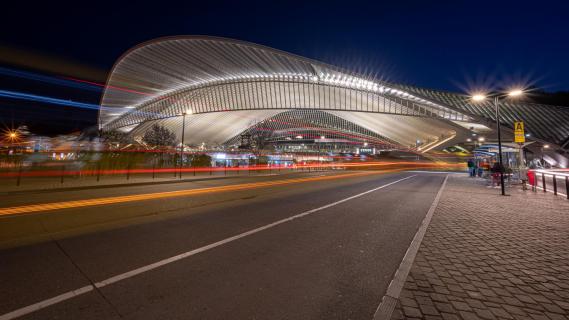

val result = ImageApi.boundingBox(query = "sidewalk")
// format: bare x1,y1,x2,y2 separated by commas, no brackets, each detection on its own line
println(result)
391,174,569,320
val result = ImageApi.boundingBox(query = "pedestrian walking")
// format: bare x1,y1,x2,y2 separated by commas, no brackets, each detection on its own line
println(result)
520,166,529,190
490,161,504,188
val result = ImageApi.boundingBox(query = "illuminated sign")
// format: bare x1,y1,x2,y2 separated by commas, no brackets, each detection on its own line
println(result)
514,121,525,143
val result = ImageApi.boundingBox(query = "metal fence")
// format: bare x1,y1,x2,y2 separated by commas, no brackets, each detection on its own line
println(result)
530,169,569,199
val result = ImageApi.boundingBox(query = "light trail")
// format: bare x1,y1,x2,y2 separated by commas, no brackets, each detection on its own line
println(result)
0,161,464,178
0,171,390,217
63,76,154,96
0,67,101,92
0,175,416,320
0,66,153,97
0,89,101,110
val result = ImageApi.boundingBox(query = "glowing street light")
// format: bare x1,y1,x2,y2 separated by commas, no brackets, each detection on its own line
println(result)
5,130,19,141
4,130,20,148
472,94,486,101
478,137,485,142
470,88,525,196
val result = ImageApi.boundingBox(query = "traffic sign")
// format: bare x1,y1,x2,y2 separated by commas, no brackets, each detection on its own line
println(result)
514,121,525,143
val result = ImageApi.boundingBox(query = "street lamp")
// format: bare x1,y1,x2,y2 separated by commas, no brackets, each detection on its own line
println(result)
319,136,325,169
471,89,525,196
4,129,20,152
179,109,192,178
4,130,19,142
541,144,550,167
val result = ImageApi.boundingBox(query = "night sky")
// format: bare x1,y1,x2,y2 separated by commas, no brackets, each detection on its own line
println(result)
1,0,568,135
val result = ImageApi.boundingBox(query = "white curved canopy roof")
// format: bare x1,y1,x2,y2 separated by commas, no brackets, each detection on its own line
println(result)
99,36,470,130
99,36,569,148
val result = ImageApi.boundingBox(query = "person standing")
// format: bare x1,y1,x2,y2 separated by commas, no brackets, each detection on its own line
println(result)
477,161,484,178
467,158,475,177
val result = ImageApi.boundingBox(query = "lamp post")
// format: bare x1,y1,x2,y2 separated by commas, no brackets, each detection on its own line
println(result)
179,110,192,179
541,144,550,167
493,96,507,195
320,135,325,170
472,89,524,196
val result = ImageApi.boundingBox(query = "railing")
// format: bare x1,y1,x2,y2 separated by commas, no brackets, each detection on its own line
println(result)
530,169,569,199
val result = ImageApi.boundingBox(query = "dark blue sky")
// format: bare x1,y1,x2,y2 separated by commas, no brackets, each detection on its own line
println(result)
2,0,568,91
1,0,568,134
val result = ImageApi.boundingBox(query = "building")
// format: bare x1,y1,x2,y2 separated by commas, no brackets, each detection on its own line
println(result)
98,36,569,165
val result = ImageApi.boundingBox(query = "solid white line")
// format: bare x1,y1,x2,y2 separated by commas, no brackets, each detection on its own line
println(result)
0,286,94,320
373,174,448,320
406,170,464,174
0,174,417,320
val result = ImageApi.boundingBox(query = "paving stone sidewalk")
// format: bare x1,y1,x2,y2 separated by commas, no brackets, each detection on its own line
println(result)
391,174,569,320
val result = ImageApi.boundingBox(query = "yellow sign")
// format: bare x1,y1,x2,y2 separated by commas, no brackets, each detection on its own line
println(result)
514,121,525,143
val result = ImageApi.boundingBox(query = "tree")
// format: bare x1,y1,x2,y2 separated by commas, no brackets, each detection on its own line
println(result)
142,124,176,148
249,121,274,155
190,154,212,167
101,130,132,149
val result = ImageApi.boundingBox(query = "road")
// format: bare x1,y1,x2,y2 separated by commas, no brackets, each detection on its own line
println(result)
0,171,446,319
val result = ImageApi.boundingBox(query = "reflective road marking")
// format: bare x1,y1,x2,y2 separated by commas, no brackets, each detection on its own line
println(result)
0,175,416,320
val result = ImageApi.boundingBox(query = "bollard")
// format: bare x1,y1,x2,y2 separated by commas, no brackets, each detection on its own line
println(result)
553,175,557,195
61,164,65,184
566,176,569,199
542,173,546,192
97,162,101,182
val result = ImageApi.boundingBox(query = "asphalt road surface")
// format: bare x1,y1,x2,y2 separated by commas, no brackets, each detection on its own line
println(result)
0,171,446,320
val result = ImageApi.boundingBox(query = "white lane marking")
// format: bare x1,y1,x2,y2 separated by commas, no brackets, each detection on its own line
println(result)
406,170,464,174
373,174,448,320
1,175,416,320
0,286,94,320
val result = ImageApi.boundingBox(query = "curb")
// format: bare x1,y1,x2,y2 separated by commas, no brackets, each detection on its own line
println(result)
0,171,307,196
373,174,449,320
